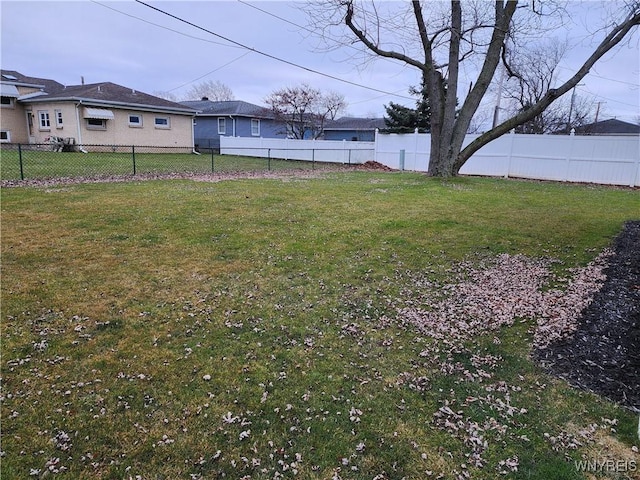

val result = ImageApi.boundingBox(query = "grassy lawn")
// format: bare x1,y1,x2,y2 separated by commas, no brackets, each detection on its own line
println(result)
0,149,336,180
1,172,638,479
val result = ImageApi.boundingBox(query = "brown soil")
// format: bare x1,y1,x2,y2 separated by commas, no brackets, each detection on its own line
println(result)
535,221,640,412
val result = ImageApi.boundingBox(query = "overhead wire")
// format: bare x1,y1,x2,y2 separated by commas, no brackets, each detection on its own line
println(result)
90,0,244,50
133,0,414,101
166,52,251,93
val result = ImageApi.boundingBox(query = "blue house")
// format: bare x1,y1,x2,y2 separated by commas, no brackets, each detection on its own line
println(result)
322,117,386,142
181,99,286,151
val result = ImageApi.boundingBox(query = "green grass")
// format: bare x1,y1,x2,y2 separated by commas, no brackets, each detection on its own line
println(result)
1,173,639,479
0,149,339,180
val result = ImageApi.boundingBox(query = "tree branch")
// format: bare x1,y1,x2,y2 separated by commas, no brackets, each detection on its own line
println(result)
454,8,640,172
344,0,426,70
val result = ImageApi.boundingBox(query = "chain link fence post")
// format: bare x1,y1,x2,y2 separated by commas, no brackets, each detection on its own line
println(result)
18,144,24,180
132,145,136,175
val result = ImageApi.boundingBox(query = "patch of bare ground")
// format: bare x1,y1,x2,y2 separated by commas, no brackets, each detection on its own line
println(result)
535,220,640,413
0,163,396,188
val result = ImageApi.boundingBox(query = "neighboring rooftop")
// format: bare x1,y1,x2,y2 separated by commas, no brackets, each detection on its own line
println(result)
1,69,65,94
324,117,387,131
1,70,195,114
574,118,640,135
180,99,274,118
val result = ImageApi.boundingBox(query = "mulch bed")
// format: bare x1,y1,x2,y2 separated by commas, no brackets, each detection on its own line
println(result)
534,220,640,412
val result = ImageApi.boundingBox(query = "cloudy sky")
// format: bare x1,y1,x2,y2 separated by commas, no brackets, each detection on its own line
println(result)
1,1,638,124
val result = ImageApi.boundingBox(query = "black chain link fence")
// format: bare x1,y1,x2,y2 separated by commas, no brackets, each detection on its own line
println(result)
0,143,353,181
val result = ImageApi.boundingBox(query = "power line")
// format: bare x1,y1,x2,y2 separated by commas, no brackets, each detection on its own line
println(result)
90,0,243,50
576,85,640,108
236,0,301,31
556,64,640,88
167,52,251,93
134,0,413,101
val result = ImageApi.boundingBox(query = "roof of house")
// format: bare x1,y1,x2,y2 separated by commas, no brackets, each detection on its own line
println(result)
1,70,195,114
324,117,387,131
1,69,65,94
180,99,274,118
574,118,640,135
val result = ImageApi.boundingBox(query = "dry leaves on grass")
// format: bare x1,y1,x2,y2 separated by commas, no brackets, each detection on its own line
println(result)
387,251,613,477
394,251,611,352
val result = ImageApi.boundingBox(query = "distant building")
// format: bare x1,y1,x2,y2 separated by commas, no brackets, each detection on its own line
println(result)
322,117,387,141
0,70,196,149
181,99,286,151
573,118,640,136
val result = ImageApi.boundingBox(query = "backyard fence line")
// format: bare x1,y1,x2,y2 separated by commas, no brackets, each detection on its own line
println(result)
374,130,640,187
3,133,639,186
0,143,357,181
220,136,375,164
0,143,201,180
221,132,640,187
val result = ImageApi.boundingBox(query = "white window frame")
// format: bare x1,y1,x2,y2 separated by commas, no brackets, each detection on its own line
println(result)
218,117,226,135
129,114,143,127
154,117,170,129
38,110,51,130
251,119,260,136
86,118,107,130
1,96,15,108
55,109,63,128
0,130,10,142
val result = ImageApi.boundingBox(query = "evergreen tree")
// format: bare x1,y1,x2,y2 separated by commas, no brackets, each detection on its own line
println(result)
383,77,432,133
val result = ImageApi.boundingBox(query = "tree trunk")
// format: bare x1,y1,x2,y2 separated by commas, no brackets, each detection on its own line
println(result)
342,0,639,177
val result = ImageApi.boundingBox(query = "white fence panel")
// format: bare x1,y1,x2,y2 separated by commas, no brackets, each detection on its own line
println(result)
376,131,640,187
374,131,430,171
220,137,375,164
221,133,639,186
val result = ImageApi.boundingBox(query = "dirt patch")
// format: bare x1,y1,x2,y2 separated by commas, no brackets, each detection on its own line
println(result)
0,168,353,188
357,161,396,171
0,163,401,189
535,221,640,412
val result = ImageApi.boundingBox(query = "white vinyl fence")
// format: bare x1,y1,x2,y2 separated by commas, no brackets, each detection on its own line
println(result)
375,130,640,187
221,132,640,186
221,136,375,165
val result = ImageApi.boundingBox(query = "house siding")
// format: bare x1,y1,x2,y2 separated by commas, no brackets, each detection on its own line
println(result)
323,130,377,142
86,109,193,147
194,116,285,150
13,101,193,148
1,71,196,148
0,84,47,143
1,100,28,143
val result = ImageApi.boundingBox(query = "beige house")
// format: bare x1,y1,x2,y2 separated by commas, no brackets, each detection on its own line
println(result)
0,70,196,150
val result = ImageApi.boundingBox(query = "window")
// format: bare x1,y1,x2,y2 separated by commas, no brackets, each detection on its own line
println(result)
55,109,63,128
86,118,107,130
129,114,143,127
251,119,260,136
154,117,170,129
38,111,51,130
1,96,14,107
218,118,226,135
0,130,10,142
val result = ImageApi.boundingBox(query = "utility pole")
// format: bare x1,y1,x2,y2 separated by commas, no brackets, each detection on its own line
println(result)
492,65,506,128
594,101,606,124
567,83,585,133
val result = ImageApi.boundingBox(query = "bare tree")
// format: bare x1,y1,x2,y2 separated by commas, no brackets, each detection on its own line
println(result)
264,84,347,139
153,91,180,102
305,1,640,176
183,80,235,101
502,39,596,133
